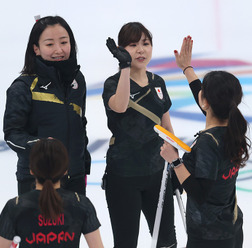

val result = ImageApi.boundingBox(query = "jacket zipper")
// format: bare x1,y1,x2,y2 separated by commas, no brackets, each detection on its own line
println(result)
58,70,71,174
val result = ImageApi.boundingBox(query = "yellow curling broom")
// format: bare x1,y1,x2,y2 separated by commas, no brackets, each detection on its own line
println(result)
154,124,191,153
151,125,189,248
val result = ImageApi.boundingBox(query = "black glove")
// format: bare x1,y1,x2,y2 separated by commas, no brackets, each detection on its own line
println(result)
170,169,183,195
106,37,131,69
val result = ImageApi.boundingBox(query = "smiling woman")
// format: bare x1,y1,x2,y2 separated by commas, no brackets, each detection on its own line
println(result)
33,24,71,61
3,15,91,196
102,22,179,248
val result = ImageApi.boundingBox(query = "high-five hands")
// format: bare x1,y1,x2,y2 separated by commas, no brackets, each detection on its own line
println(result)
106,37,132,69
174,35,193,72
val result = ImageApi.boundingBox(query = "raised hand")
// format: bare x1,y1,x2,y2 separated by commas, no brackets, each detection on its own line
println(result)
106,37,132,69
174,36,193,72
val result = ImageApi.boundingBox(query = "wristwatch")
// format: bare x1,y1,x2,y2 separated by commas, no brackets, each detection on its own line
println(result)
170,158,183,169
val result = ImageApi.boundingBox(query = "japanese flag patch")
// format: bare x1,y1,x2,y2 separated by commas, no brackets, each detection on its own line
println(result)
155,87,163,99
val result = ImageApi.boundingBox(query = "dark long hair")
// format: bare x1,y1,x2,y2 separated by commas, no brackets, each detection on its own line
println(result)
29,138,69,220
118,22,153,48
202,71,251,167
21,16,77,74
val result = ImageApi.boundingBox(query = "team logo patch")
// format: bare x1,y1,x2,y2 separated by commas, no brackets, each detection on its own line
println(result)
40,82,51,90
130,92,140,99
155,87,163,99
71,80,78,89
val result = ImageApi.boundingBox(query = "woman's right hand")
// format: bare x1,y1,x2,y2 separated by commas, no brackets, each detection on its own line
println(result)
106,37,132,69
174,36,193,71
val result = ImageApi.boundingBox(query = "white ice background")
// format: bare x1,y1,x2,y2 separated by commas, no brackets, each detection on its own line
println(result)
0,1,252,247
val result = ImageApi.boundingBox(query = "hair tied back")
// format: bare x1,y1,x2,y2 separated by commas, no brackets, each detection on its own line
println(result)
230,101,238,111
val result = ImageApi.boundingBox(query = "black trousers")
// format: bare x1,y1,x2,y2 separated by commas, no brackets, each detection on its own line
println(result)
18,174,86,195
186,224,243,248
105,169,177,248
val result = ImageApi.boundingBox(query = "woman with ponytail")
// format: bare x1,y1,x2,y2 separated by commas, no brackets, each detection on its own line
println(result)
160,36,251,248
0,138,104,248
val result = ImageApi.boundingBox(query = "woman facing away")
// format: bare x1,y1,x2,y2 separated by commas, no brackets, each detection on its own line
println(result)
3,16,91,195
160,36,251,248
0,138,104,248
102,22,180,248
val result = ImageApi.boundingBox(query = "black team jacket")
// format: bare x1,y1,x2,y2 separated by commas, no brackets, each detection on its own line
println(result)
3,57,91,181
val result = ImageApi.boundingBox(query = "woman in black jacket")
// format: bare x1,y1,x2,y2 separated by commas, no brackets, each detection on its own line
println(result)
3,16,91,195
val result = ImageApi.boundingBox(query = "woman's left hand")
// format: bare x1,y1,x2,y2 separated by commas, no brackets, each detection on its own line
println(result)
106,37,132,69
